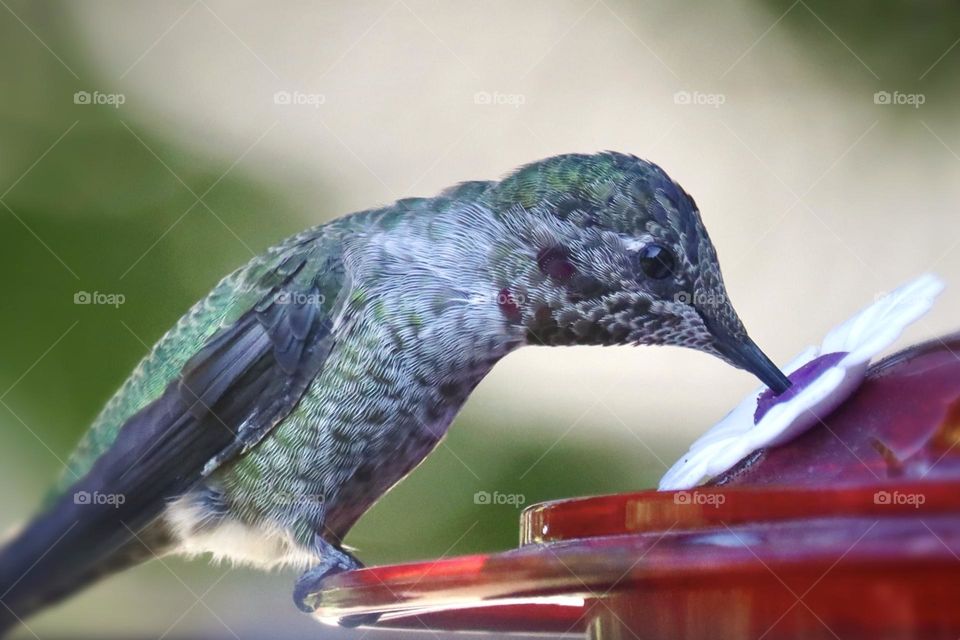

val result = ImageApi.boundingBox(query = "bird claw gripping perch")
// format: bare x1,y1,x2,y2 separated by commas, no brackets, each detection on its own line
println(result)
293,536,381,627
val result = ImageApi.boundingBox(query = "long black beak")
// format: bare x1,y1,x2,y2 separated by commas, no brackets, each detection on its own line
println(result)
718,335,792,394
702,314,792,394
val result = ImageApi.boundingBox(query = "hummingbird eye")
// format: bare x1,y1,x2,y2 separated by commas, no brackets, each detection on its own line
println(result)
636,243,676,280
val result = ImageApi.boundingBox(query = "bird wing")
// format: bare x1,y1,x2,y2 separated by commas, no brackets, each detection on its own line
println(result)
90,241,351,506
0,236,354,620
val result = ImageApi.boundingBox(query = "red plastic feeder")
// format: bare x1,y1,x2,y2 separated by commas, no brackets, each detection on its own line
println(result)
312,334,960,639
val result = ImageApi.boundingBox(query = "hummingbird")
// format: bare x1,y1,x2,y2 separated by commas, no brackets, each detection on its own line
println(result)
0,151,789,633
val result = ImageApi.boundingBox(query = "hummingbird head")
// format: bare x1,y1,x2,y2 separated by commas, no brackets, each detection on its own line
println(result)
486,151,790,393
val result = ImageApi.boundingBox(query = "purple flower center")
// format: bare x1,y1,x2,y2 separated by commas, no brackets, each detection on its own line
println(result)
754,351,849,423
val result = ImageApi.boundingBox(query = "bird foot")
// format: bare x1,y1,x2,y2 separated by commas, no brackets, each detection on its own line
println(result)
293,539,380,627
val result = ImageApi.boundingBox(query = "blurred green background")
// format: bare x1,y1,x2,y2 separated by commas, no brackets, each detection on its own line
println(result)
1,1,959,637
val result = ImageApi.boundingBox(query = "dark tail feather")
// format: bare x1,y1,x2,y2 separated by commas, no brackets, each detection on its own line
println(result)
0,490,169,636
0,301,326,633
0,329,252,635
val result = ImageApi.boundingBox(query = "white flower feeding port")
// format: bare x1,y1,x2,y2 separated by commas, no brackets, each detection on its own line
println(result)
659,273,946,491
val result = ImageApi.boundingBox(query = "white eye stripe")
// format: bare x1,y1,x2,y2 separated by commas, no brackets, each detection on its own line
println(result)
622,237,653,252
